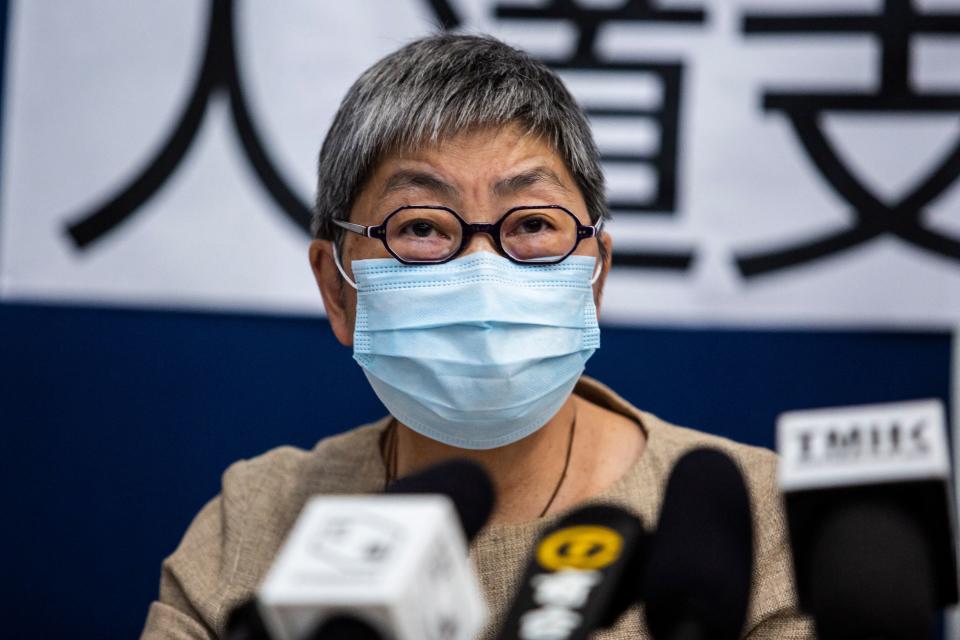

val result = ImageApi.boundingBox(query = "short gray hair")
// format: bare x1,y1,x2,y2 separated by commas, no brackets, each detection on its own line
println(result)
313,34,606,241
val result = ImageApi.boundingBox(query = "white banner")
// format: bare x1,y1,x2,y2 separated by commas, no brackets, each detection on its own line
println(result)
3,0,960,327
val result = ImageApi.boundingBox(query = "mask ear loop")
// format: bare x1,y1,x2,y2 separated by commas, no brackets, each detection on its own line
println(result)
590,258,603,285
589,220,605,285
331,242,358,290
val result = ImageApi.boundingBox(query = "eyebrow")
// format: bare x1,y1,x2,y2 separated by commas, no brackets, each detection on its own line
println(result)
377,165,571,204
379,170,458,201
493,167,570,197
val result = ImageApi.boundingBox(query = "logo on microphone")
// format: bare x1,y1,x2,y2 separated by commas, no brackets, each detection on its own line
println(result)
519,570,604,640
795,417,931,464
307,514,404,575
536,525,624,571
777,400,950,491
516,525,625,639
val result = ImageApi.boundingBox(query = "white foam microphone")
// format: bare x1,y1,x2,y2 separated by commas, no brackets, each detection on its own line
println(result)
257,460,492,640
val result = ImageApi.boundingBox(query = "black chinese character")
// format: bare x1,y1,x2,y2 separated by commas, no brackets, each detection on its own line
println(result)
64,0,312,250
737,0,960,278
494,0,705,271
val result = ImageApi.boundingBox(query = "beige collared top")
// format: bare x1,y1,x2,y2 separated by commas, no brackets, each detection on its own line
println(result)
141,376,814,639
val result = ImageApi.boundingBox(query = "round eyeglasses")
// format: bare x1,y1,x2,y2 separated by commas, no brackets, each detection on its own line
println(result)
332,205,603,265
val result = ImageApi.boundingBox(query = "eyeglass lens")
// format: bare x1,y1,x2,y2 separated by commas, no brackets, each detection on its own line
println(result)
384,208,579,263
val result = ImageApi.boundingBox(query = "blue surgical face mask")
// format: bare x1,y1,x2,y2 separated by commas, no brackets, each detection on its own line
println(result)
338,251,601,450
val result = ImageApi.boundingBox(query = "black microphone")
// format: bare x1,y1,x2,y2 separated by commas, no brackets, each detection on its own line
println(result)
498,504,648,640
226,599,393,640
224,599,270,640
385,457,496,543
778,400,959,639
309,613,388,640
642,447,754,640
807,500,935,639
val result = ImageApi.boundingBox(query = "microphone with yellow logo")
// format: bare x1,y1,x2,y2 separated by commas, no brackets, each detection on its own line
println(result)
497,504,648,640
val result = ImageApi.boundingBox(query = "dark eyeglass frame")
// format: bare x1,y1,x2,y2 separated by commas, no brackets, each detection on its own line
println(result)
332,204,603,265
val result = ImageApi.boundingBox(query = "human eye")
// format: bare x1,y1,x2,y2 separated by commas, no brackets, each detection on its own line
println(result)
501,208,577,262
512,213,557,235
385,208,462,262
397,218,448,240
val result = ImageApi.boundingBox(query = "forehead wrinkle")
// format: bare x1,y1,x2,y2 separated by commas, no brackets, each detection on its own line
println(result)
493,167,570,198
378,169,459,202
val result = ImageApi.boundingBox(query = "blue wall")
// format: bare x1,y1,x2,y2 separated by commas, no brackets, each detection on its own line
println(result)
0,301,951,638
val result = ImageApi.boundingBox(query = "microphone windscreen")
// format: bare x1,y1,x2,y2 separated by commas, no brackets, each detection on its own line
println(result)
643,447,754,640
224,599,270,640
385,458,495,542
808,500,935,639
310,614,385,640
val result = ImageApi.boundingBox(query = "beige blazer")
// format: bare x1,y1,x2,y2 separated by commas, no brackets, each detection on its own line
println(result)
141,376,814,639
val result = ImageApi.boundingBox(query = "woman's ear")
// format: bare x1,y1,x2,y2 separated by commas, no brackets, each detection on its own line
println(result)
593,232,613,317
309,239,355,346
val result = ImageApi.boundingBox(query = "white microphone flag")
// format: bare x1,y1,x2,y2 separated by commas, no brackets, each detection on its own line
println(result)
778,398,951,492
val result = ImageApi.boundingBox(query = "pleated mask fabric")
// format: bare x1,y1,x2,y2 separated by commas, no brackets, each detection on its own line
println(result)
350,252,600,449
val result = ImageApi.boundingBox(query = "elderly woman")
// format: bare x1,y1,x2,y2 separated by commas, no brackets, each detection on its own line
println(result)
142,34,812,639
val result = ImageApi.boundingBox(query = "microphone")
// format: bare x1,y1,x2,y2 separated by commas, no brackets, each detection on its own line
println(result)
642,447,754,640
497,504,648,640
385,458,495,543
258,459,494,640
309,614,387,640
778,399,959,639
224,599,271,640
